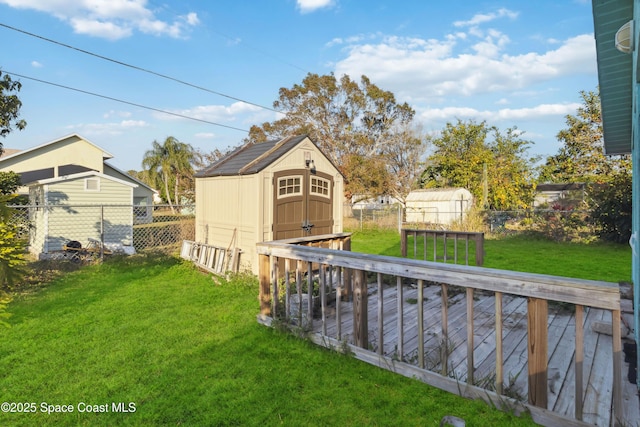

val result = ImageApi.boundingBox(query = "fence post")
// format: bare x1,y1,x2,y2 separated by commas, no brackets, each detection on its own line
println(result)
353,269,368,348
527,297,548,408
400,229,407,257
258,253,271,317
100,205,105,259
475,233,484,266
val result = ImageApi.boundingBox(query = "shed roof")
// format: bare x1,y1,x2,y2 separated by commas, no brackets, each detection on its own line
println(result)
195,135,339,177
406,188,472,202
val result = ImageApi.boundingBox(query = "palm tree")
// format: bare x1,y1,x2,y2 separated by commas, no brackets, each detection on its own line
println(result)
142,136,194,213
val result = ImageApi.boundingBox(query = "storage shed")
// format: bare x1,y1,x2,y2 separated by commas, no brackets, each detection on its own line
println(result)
405,188,472,225
28,171,137,257
194,135,344,274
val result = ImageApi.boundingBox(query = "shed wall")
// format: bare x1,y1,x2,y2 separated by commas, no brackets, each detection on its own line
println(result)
30,176,134,255
194,138,343,274
195,174,262,272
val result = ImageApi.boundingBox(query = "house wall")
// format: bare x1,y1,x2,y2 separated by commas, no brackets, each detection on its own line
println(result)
0,135,106,180
103,163,154,224
31,175,134,254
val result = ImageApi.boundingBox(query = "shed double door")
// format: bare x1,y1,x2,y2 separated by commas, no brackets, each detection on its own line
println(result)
273,169,333,240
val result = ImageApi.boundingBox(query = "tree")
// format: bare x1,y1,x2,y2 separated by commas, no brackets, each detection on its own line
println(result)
0,71,26,297
539,89,630,184
142,137,195,212
381,123,428,208
246,73,417,198
0,71,27,152
0,171,20,195
588,172,632,243
424,120,537,210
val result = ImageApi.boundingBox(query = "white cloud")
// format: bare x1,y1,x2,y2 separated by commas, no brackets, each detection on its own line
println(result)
0,0,199,40
65,119,148,135
453,8,519,28
157,101,269,123
103,110,132,119
418,103,581,124
297,0,333,14
334,32,595,101
31,60,43,68
194,132,215,139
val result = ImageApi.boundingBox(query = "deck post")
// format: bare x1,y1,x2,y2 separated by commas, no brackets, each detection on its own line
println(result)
258,253,271,316
475,233,484,266
527,297,548,408
400,229,407,257
353,269,368,348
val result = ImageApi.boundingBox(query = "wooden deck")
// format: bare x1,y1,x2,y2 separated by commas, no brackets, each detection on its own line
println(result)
257,234,638,427
309,282,639,427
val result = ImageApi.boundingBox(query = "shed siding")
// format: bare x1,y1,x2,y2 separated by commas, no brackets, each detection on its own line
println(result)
31,176,134,254
195,174,261,271
195,136,344,274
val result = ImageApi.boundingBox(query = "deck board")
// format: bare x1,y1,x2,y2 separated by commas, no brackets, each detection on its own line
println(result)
305,284,637,426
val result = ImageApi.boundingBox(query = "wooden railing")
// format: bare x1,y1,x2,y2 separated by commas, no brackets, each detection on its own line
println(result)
256,235,622,427
401,228,484,266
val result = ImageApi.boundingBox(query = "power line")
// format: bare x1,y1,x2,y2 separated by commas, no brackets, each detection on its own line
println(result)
4,70,250,133
0,22,279,113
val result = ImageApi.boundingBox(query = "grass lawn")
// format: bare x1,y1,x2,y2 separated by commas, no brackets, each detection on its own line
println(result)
0,253,535,427
349,228,632,283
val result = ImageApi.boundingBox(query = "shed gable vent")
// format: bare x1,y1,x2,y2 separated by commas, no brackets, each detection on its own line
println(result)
85,178,100,191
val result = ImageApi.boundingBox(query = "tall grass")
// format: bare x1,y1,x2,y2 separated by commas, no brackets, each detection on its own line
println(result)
0,253,534,426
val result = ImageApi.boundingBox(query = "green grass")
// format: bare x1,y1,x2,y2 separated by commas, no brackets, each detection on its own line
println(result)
0,253,534,427
349,228,632,283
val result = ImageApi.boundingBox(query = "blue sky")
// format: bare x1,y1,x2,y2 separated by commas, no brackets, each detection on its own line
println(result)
1,0,597,172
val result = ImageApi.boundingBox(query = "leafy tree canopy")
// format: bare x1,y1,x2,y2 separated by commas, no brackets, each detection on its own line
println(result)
423,120,537,210
539,89,630,184
246,72,422,198
0,71,27,153
142,136,195,209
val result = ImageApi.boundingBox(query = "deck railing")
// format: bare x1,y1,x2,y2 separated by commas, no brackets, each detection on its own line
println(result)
401,229,485,266
256,234,622,427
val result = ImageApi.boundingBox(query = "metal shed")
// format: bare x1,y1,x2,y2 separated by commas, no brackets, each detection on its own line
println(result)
194,135,344,274
405,188,472,225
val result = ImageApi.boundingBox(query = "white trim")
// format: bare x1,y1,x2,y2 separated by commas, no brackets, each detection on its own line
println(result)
310,176,330,198
276,175,303,199
103,162,155,192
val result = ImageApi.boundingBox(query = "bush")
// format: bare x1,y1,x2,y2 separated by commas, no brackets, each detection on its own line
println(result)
588,174,632,243
0,195,27,290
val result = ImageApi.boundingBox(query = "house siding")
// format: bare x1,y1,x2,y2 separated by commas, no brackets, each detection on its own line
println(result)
30,175,134,255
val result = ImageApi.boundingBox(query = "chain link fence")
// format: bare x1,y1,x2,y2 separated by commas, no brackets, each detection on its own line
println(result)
344,204,597,241
8,204,195,259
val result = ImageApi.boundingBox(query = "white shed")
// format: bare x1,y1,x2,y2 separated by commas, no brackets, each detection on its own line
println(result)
194,135,344,274
28,171,137,257
405,188,473,225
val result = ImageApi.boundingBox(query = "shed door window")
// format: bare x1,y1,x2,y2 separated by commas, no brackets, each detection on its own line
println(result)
85,178,100,191
277,176,302,198
310,176,330,198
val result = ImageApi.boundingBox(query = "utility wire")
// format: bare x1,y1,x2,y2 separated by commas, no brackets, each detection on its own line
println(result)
0,22,278,113
4,70,250,133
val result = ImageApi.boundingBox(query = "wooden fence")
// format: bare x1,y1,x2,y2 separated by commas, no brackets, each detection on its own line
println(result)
256,234,622,427
401,228,484,266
